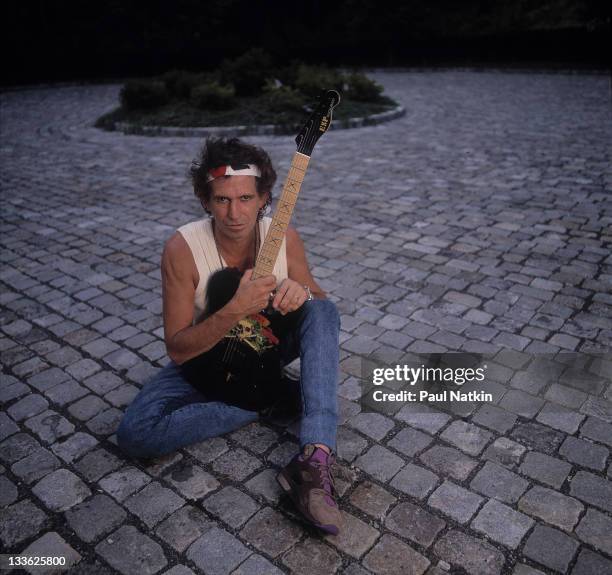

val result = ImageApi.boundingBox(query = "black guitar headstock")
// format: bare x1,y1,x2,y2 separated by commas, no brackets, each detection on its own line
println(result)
295,90,341,157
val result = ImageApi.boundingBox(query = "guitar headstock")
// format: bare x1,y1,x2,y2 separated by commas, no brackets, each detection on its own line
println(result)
295,90,341,157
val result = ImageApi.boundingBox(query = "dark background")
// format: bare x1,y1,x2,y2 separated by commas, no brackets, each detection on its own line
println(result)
2,0,609,86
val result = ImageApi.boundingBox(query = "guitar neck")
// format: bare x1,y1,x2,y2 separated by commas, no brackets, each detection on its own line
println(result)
252,152,310,279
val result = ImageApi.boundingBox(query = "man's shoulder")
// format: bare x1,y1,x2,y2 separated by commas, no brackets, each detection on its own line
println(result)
177,218,210,236
163,232,189,263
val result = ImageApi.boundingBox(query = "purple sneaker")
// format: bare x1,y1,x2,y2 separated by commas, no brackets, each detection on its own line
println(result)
277,444,343,535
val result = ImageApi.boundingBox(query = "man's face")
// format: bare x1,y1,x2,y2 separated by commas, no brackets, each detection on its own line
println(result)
205,176,268,242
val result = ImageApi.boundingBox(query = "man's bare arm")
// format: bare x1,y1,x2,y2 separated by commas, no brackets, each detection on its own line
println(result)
162,233,276,364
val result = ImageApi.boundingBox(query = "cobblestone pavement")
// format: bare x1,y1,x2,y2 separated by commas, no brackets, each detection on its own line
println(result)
1,72,611,575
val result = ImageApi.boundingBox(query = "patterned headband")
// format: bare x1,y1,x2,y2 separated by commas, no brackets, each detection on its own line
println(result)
206,163,261,183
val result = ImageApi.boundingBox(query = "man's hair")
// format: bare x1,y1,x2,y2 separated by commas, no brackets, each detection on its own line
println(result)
190,138,277,214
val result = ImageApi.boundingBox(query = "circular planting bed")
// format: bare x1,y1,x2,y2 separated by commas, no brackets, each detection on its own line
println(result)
95,52,403,137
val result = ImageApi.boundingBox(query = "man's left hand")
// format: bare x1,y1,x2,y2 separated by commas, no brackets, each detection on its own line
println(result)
272,279,310,315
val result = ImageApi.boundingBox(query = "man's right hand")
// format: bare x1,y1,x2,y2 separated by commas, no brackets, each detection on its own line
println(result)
227,269,277,317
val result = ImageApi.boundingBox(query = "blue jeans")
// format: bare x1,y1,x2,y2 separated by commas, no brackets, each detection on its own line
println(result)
117,299,340,458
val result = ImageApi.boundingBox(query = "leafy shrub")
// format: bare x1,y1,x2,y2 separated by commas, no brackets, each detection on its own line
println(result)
221,48,273,96
162,69,209,99
345,72,384,102
120,80,169,110
190,82,236,110
262,82,306,113
274,61,303,89
293,65,344,98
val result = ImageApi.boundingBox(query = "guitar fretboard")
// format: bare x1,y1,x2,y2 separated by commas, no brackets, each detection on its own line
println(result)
252,152,310,279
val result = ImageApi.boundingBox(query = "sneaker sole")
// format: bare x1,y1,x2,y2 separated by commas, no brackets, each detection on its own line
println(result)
276,470,340,536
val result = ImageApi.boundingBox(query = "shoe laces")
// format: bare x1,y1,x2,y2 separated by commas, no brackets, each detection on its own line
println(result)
310,453,336,502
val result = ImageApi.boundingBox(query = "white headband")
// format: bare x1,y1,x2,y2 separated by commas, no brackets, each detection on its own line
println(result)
206,163,261,183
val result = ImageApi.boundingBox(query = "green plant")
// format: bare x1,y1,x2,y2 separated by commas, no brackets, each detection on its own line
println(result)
162,69,209,99
190,82,236,110
345,72,384,102
293,65,344,97
120,80,169,110
262,82,307,113
221,48,273,96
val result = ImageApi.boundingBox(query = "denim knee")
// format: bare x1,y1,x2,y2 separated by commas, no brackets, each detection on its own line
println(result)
303,298,340,329
116,413,157,459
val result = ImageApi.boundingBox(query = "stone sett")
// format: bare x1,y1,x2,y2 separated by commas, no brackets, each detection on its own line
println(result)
519,451,572,488
434,530,505,575
213,447,262,480
559,434,608,471
86,406,123,436
0,499,50,548
522,525,579,573
569,470,612,513
24,409,75,443
68,394,111,421
11,446,61,483
355,444,405,482
32,468,91,512
385,500,446,548
240,506,302,558
511,421,565,452
571,549,612,575
363,534,430,575
348,412,395,441
163,460,220,500
350,481,397,520
83,371,124,394
386,426,433,457
395,403,452,434
428,480,484,524
471,404,517,433
65,493,127,543
324,511,380,559
7,393,49,422
470,461,530,504
74,447,123,481
0,432,41,464
536,401,585,434
0,475,18,507
390,462,439,499
440,420,493,456
155,505,213,553
282,539,343,575
575,508,612,557
187,527,250,575
419,445,479,481
580,416,612,448
19,532,82,572
244,468,283,503
337,426,369,462
51,431,99,463
95,525,168,575
483,437,526,468
202,486,260,528
124,481,185,527
230,422,279,454
98,466,152,501
471,498,534,549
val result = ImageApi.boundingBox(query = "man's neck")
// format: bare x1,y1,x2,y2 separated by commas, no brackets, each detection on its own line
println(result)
213,221,258,270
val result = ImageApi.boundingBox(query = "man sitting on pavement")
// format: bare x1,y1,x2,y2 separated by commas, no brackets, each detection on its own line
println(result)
117,137,342,535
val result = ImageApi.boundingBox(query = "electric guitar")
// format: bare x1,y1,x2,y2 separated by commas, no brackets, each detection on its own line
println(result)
181,90,341,411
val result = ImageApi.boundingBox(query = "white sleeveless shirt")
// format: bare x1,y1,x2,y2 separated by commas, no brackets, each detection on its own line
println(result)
177,216,288,323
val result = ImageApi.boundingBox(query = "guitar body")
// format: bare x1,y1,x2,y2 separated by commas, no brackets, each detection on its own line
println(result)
180,90,341,412
180,268,281,411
